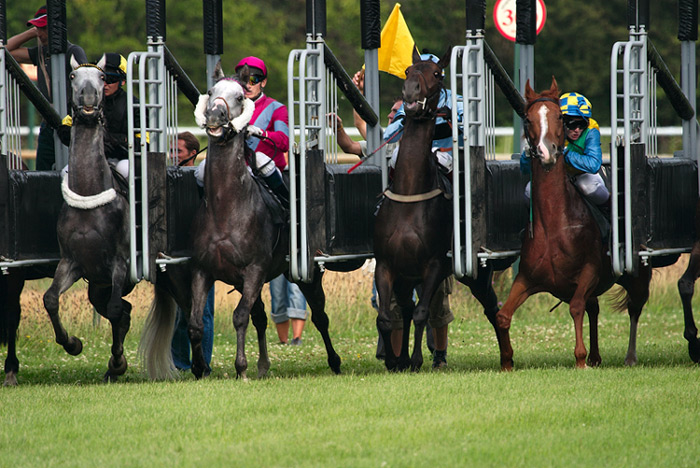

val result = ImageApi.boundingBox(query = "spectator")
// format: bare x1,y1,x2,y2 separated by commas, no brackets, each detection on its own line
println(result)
7,5,88,170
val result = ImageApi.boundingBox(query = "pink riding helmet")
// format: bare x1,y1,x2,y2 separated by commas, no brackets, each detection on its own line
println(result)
235,56,267,77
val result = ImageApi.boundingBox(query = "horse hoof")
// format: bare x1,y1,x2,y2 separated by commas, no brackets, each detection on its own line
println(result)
587,356,602,367
328,354,341,375
3,371,18,387
688,340,700,364
103,371,119,383
257,359,270,379
624,353,638,366
237,370,249,382
63,337,83,356
191,365,204,380
108,356,128,376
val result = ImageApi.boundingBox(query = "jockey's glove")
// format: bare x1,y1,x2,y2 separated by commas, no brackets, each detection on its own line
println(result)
247,125,266,139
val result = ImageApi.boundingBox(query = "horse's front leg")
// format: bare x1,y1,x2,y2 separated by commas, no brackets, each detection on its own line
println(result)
232,277,265,381
295,267,341,374
189,270,214,379
569,265,600,368
101,260,131,381
495,273,532,371
375,262,398,372
394,280,415,372
618,263,651,366
42,258,84,356
586,298,601,367
250,296,271,378
678,244,700,363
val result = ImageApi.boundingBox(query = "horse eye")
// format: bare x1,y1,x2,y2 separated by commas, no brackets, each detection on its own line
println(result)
207,90,212,96
70,73,75,80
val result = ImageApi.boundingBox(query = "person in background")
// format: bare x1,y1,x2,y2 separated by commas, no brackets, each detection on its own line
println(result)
170,132,215,374
7,5,88,170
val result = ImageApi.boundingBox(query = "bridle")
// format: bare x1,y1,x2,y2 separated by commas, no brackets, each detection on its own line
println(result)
523,96,564,162
196,77,255,144
405,65,444,121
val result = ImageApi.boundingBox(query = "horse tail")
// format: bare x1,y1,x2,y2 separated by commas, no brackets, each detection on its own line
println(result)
607,285,631,313
139,286,178,380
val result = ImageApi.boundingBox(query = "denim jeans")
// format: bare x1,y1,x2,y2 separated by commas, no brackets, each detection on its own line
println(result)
269,275,307,323
171,285,215,370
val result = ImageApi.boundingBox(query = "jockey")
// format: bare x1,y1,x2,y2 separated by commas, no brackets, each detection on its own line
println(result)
521,91,610,208
195,56,289,203
382,53,463,174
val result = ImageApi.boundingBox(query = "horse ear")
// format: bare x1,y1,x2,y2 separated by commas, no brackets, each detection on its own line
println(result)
96,54,107,71
213,60,225,81
412,47,421,65
237,65,250,87
70,55,79,70
525,79,536,101
437,46,452,70
550,76,559,96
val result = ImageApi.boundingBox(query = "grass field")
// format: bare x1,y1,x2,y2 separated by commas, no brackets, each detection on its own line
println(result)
2,259,699,467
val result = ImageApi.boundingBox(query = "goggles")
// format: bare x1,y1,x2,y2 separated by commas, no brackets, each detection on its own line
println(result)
248,75,265,85
105,73,124,84
565,119,588,131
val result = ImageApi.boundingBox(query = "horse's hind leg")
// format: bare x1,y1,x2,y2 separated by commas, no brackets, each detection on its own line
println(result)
250,296,271,378
394,281,416,372
295,268,341,374
586,298,602,367
678,245,700,363
459,264,501,351
189,270,215,379
618,264,651,366
375,262,399,371
2,272,24,386
43,259,84,356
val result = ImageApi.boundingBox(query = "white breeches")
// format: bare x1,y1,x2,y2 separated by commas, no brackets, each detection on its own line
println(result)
524,172,609,205
194,152,277,187
388,147,453,172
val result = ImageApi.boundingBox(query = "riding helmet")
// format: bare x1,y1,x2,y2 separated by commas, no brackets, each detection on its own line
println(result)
560,92,592,120
235,56,267,78
103,53,127,82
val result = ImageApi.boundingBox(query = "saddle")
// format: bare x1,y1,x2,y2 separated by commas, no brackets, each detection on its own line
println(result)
572,181,610,244
250,172,289,226
108,162,129,199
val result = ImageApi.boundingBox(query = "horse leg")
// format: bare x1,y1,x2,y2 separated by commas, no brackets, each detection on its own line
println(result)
412,260,445,327
394,281,416,372
295,267,341,374
568,266,601,368
88,283,131,382
678,244,700,363
232,277,266,381
495,274,532,371
459,264,501,349
586,298,602,367
42,259,84,355
250,295,271,378
2,272,24,386
189,270,214,379
375,262,399,371
618,264,651,366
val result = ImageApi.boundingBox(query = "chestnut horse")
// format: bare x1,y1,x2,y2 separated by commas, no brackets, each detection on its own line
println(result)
677,199,700,363
494,78,651,370
374,48,500,371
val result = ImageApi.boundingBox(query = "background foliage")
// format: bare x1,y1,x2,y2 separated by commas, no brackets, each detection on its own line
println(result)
5,1,695,128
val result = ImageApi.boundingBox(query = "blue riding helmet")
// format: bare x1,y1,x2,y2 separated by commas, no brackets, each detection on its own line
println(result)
560,92,592,120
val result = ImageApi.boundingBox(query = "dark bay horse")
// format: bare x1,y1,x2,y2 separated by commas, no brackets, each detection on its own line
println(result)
41,56,137,382
677,199,700,363
374,48,500,371
495,78,651,370
142,62,340,380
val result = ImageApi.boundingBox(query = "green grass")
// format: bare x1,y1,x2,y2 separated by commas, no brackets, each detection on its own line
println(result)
2,264,700,467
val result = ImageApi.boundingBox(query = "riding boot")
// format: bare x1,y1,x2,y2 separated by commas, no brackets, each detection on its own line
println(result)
262,169,290,205
597,195,612,220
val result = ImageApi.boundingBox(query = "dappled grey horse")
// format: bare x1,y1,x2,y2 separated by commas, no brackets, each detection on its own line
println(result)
41,56,135,382
141,62,340,380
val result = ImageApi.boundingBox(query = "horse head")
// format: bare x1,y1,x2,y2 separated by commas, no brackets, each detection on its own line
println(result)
69,55,107,123
195,61,255,142
402,48,450,120
523,77,565,171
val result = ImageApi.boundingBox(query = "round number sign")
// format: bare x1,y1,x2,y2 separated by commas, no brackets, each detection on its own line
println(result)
494,0,547,42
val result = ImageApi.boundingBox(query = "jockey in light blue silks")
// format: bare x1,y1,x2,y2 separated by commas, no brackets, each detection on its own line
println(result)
521,92,610,208
383,53,463,174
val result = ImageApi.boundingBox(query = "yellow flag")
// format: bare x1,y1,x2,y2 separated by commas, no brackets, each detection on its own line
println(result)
377,4,417,79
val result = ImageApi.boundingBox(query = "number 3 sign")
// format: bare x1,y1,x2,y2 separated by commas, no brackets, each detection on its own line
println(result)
494,0,547,42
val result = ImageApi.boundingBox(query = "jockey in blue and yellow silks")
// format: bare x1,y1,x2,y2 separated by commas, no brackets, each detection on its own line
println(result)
521,92,610,208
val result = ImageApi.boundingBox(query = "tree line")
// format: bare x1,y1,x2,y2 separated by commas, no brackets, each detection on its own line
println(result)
6,0,694,128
